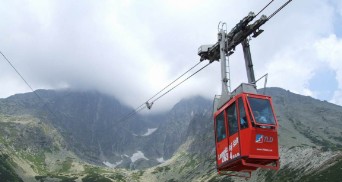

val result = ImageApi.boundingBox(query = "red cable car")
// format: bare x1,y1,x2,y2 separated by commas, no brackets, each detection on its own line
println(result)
197,5,291,175
213,84,279,177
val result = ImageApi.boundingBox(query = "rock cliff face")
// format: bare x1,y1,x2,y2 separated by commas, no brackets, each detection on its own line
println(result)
0,90,211,170
0,87,341,181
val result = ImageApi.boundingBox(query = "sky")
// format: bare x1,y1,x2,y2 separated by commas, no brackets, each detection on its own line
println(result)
0,0,342,112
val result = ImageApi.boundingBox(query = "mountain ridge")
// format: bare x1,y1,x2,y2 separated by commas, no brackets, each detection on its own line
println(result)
0,87,341,181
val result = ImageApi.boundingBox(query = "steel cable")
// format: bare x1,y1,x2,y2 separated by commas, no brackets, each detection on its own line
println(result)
0,51,61,119
267,0,293,21
115,61,202,122
255,0,275,18
151,62,211,104
116,61,211,123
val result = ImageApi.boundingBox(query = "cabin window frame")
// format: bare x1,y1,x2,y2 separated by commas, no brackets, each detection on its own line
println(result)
226,102,238,136
215,111,227,142
246,95,277,128
237,97,249,130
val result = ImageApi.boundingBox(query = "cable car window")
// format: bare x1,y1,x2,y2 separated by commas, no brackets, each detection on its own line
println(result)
248,97,276,125
238,98,248,129
227,102,238,136
216,112,226,142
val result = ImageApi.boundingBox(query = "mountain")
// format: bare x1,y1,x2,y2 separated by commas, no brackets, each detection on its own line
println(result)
0,87,341,181
0,90,207,170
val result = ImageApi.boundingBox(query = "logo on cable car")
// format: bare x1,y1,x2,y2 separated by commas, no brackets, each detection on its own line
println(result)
256,134,273,143
256,134,263,143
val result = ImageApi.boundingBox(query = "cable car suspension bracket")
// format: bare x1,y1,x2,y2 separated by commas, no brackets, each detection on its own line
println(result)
198,0,293,111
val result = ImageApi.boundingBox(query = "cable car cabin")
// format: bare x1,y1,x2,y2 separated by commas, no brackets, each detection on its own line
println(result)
214,92,279,177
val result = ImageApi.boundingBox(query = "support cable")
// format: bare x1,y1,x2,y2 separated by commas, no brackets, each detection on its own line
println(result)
0,51,59,119
116,0,293,124
118,105,147,124
255,0,275,18
116,61,201,123
151,62,211,103
117,62,211,123
0,51,42,101
1,50,143,135
147,61,201,103
267,0,293,21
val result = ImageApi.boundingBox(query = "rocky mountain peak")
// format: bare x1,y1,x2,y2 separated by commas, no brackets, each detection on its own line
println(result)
0,88,341,181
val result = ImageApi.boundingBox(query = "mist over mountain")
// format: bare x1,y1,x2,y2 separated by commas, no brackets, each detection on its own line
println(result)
0,87,341,181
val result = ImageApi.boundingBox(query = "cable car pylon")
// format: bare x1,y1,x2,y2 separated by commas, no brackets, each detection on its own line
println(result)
198,0,293,178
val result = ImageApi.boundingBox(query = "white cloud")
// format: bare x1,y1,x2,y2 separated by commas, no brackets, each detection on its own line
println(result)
249,0,337,99
265,46,317,96
314,34,342,105
0,0,341,111
0,76,31,97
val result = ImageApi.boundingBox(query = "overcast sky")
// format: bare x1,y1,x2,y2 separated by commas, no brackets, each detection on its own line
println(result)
1,0,342,112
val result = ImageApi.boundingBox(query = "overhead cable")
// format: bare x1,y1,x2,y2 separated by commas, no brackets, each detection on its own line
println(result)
267,0,293,21
146,61,201,103
115,0,294,123
116,61,210,123
1,51,140,135
116,61,202,123
0,51,42,100
255,0,275,18
0,50,59,119
151,62,211,104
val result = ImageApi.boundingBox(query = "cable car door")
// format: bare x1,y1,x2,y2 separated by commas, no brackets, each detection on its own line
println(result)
226,102,241,161
215,111,229,167
247,96,279,157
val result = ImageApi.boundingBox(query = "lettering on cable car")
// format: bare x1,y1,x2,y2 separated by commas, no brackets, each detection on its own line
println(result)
255,134,273,143
256,148,273,152
228,137,240,160
228,137,239,152
218,147,229,163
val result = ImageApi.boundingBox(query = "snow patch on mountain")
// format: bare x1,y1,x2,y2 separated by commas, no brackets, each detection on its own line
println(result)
156,157,165,163
142,128,158,136
122,154,130,158
131,151,149,162
103,160,122,168
132,128,158,137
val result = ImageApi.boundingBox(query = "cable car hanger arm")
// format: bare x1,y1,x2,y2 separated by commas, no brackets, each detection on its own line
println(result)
198,0,293,62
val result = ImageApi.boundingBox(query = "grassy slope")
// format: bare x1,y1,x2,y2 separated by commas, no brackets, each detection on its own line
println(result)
300,158,342,182
0,154,23,182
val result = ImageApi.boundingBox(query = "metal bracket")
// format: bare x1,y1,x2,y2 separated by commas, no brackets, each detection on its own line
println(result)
145,101,153,110
252,73,268,94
